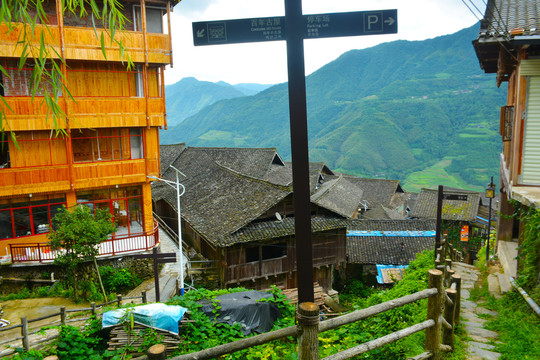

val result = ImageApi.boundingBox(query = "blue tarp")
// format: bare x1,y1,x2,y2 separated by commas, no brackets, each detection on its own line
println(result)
347,230,436,237
376,264,408,284
102,303,188,335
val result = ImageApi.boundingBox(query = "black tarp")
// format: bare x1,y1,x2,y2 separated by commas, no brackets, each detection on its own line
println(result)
199,290,280,335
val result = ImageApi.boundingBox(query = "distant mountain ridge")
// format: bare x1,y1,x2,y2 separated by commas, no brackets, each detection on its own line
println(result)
164,77,272,127
161,24,506,191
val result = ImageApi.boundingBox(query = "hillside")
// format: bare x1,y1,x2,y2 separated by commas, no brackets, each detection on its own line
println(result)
160,24,506,191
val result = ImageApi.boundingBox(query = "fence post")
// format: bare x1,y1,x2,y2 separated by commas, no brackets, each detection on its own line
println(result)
142,291,147,304
147,344,167,360
117,295,122,308
425,269,443,360
60,306,66,325
451,274,461,325
44,356,59,360
21,316,29,351
443,288,457,350
91,302,96,316
297,302,319,360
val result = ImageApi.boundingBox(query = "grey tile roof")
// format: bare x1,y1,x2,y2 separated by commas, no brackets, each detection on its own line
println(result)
221,214,347,247
346,219,436,265
479,0,540,39
159,143,186,174
310,175,364,218
474,1,540,73
347,235,434,265
362,204,406,220
342,177,403,209
410,188,481,222
153,147,292,245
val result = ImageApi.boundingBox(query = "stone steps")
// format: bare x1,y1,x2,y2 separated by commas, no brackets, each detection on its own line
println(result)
453,263,502,359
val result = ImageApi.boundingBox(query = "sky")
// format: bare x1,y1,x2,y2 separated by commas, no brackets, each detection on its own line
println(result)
165,0,486,85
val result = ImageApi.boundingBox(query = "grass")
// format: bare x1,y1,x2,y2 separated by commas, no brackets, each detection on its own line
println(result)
402,158,482,192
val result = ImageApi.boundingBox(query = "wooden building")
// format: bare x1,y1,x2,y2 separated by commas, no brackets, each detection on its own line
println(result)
152,145,366,291
0,0,177,262
473,0,540,277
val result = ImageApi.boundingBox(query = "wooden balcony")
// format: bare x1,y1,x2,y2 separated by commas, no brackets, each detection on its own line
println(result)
0,23,171,64
226,256,288,284
1,97,165,131
0,159,157,196
73,159,149,189
0,165,70,197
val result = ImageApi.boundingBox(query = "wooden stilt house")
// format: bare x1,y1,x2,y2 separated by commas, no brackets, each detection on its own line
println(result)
0,0,178,263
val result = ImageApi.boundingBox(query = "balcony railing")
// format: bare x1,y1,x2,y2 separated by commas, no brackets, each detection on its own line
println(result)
0,165,70,197
1,97,165,131
8,222,159,263
226,256,287,284
0,23,171,64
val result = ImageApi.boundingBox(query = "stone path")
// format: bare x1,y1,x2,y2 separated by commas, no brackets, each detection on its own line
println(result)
452,262,501,360
126,227,188,303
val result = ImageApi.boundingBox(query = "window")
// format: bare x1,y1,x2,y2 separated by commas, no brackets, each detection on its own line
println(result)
133,6,166,34
0,195,66,240
72,128,143,163
246,243,287,263
76,186,143,236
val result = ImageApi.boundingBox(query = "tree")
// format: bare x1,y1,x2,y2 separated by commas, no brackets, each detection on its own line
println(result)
0,0,131,144
47,205,116,301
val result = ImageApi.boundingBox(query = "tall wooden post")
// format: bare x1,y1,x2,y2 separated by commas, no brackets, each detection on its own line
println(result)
425,269,443,360
60,306,66,325
297,302,319,360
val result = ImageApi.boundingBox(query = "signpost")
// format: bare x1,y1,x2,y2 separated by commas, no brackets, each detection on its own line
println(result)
193,10,397,46
192,1,397,304
133,247,176,302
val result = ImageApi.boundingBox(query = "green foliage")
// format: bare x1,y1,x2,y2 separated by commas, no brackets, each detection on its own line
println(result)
10,348,45,360
99,266,142,294
511,202,540,291
320,250,435,359
56,326,102,360
339,278,376,305
47,205,116,300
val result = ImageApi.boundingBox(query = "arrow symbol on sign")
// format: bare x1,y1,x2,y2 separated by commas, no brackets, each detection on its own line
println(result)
197,28,205,38
384,17,395,26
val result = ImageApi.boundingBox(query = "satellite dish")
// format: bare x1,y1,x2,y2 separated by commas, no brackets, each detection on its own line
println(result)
275,212,283,221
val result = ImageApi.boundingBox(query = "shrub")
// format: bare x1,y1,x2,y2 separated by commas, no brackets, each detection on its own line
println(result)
99,266,142,294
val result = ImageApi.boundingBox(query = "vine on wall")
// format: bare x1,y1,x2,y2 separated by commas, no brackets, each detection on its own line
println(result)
511,200,540,291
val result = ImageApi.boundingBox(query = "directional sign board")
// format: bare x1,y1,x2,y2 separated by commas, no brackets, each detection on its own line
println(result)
193,9,397,46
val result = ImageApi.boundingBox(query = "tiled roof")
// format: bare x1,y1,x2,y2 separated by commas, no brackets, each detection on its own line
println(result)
362,204,406,220
153,147,292,243
343,177,402,210
347,219,435,266
474,1,540,73
410,188,481,222
159,143,186,174
310,175,364,218
153,146,361,248
220,214,347,247
479,0,540,39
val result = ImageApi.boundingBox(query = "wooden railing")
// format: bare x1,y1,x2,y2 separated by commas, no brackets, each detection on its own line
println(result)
164,267,461,360
1,97,165,131
0,293,147,357
9,222,159,263
0,165,70,197
73,159,147,188
0,23,171,64
226,257,286,284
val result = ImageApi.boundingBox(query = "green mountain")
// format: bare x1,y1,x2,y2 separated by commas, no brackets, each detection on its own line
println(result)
160,24,506,191
165,77,248,127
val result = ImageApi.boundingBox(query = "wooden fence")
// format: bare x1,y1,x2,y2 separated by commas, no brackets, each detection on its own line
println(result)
0,293,147,357
4,236,463,360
